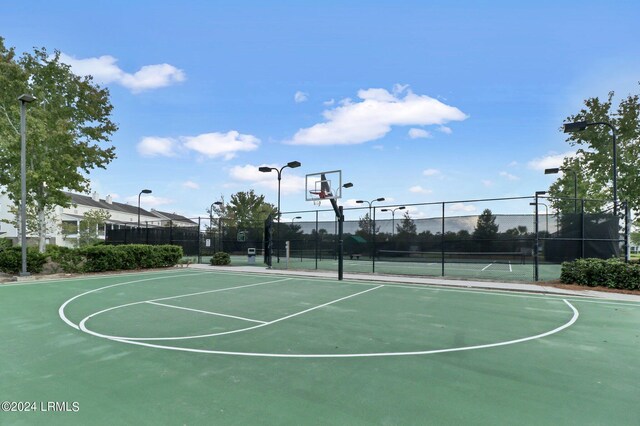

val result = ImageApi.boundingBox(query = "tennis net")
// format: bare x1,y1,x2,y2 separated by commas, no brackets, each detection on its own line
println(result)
377,250,531,264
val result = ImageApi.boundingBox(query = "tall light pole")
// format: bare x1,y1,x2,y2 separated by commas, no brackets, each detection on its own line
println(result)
259,161,301,262
18,94,35,277
356,198,385,271
381,206,406,236
530,202,549,234
137,189,152,227
545,167,578,213
564,120,618,215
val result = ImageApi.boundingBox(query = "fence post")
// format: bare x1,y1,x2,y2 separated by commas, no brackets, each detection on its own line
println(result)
197,217,202,264
441,202,445,277
338,206,344,281
170,220,173,245
580,199,585,258
625,201,630,262
372,206,377,273
534,194,540,281
315,210,319,270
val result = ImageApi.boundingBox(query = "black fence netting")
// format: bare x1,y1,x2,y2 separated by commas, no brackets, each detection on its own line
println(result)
104,196,629,282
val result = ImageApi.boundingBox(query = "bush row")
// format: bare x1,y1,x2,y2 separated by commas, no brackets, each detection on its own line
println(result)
0,247,47,274
560,258,640,290
47,244,183,273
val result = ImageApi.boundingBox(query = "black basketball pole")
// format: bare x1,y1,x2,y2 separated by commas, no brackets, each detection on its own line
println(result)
338,206,344,281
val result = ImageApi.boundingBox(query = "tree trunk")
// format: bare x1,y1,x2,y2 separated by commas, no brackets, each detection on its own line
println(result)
37,206,46,253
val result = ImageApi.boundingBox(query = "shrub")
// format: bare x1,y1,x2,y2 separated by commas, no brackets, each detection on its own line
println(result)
45,244,183,273
211,252,231,266
155,245,183,267
560,258,640,290
0,247,47,274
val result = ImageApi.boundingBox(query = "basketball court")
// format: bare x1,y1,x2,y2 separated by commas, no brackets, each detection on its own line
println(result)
2,268,639,424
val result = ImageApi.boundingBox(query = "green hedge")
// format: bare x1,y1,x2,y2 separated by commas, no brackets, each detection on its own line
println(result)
0,247,47,274
47,244,183,273
210,252,231,266
560,258,640,290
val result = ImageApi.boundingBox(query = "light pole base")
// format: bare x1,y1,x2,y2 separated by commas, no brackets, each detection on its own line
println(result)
19,272,31,277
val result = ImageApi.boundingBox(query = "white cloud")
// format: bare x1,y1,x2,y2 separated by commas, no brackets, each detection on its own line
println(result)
408,128,432,139
482,180,493,187
138,131,260,160
508,160,519,167
294,91,309,103
423,168,441,177
372,145,384,151
229,164,305,195
323,98,335,106
409,185,432,194
182,131,260,160
286,85,467,145
527,151,576,171
125,194,174,208
59,53,185,93
499,171,520,181
449,203,476,212
137,137,179,157
438,125,453,134
182,180,199,189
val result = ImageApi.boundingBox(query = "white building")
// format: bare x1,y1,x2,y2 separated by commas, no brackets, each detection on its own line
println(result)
0,191,197,248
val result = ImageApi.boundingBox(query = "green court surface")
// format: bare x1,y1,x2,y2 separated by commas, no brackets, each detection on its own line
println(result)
265,256,561,282
1,269,639,425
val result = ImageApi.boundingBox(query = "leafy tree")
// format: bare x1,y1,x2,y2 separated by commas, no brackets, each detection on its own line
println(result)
356,213,379,238
549,89,640,220
219,190,276,230
0,38,117,252
79,209,111,247
62,209,111,247
396,211,417,236
504,226,528,236
473,209,499,240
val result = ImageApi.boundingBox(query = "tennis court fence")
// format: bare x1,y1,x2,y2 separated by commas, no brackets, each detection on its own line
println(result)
105,196,631,282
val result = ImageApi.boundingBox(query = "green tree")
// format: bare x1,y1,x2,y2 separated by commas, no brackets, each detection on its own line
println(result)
473,209,499,241
79,209,111,247
396,211,417,236
62,209,111,247
356,213,379,238
549,89,640,220
0,38,117,252
224,190,276,230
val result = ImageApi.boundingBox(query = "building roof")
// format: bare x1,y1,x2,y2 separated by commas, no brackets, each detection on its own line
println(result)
152,210,198,224
65,192,155,217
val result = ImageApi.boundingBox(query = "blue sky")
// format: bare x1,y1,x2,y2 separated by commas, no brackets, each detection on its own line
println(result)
3,0,639,222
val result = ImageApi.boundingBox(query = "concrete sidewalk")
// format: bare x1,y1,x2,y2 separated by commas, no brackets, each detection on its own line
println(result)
192,264,640,303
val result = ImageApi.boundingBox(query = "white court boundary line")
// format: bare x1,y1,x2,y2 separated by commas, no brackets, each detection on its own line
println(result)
59,272,581,358
78,285,383,341
84,299,580,358
64,277,292,338
146,301,267,324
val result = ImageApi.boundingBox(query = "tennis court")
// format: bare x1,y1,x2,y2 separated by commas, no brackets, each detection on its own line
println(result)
263,253,562,282
2,268,639,424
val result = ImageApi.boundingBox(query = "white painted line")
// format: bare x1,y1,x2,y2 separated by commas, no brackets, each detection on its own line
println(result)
82,299,580,358
79,284,384,341
146,301,267,324
57,272,212,331
148,278,293,303
509,261,512,273
59,276,290,331
481,263,494,271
